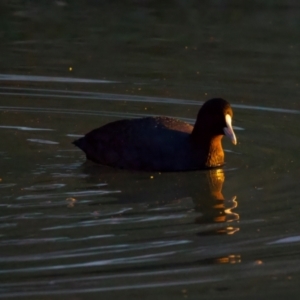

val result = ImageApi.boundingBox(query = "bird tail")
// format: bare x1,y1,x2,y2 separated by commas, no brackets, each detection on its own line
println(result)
72,137,85,150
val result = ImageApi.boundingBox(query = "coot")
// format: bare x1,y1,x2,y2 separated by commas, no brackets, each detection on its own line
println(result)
73,98,237,171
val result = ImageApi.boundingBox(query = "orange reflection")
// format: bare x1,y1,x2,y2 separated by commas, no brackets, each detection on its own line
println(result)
194,169,240,235
215,254,241,264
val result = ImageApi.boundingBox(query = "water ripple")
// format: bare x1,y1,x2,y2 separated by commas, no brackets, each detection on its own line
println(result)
43,213,186,230
268,235,300,245
0,86,299,114
23,184,65,191
0,234,114,246
27,139,59,145
0,125,53,131
51,173,89,178
0,251,177,274
17,188,118,200
0,74,118,84
0,240,190,263
0,276,220,298
0,184,16,189
0,105,245,131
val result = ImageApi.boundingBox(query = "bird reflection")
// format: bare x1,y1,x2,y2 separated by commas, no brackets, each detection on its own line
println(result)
78,163,240,235
193,169,239,235
214,254,241,264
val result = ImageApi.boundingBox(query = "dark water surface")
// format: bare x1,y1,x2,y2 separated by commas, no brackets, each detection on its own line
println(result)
1,1,300,299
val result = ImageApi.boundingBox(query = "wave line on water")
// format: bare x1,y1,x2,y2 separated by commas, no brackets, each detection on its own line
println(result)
0,265,213,288
42,212,186,230
0,91,199,106
0,277,220,298
268,235,300,245
17,189,120,200
0,86,299,114
0,106,244,131
0,125,54,131
0,240,190,262
0,86,194,104
0,251,176,275
0,234,114,247
27,138,59,145
0,74,118,84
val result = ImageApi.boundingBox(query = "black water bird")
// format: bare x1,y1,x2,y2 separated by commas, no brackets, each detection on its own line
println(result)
73,98,237,171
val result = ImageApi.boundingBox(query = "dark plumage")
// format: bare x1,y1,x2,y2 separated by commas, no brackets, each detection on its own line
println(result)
73,98,237,171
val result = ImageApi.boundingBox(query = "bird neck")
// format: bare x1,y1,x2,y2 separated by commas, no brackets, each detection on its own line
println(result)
205,136,224,167
190,133,224,167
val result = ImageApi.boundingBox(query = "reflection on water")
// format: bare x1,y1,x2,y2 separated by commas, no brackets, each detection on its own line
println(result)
194,169,239,234
78,165,240,236
0,155,244,297
214,254,241,264
194,169,239,235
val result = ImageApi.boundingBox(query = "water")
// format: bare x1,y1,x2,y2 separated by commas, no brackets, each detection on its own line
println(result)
1,1,300,299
